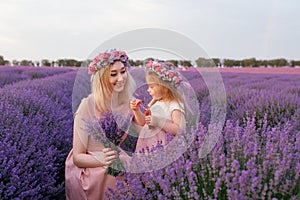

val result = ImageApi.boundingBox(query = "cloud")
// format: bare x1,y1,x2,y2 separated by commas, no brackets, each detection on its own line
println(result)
0,0,299,60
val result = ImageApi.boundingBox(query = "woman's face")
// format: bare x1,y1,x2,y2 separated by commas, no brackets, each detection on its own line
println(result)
109,61,127,92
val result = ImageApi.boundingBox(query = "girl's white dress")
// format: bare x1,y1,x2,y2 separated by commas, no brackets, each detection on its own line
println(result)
135,100,184,153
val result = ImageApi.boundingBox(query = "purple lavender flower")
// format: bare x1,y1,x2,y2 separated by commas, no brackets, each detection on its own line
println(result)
2,67,300,199
84,111,132,176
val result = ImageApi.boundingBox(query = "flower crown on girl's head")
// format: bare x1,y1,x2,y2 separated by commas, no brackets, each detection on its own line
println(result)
88,49,129,75
146,60,183,87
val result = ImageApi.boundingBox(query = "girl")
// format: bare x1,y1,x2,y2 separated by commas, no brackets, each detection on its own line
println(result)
130,60,186,153
65,49,135,200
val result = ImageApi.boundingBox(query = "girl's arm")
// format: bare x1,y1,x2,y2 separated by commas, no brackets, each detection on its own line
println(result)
130,100,146,126
145,109,186,136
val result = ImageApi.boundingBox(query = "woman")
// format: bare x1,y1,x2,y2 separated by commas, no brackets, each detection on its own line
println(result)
65,49,135,200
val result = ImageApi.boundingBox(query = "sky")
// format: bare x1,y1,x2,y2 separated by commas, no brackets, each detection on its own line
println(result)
0,0,300,62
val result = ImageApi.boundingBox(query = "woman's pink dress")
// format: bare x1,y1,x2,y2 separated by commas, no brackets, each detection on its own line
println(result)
65,95,119,200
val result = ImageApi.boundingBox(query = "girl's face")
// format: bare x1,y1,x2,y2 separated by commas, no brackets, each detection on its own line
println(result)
109,61,127,92
147,82,164,100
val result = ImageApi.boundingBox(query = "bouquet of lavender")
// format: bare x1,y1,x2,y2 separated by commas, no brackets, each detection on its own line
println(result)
85,112,131,176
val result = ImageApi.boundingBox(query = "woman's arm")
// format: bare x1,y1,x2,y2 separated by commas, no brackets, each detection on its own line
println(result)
72,117,118,168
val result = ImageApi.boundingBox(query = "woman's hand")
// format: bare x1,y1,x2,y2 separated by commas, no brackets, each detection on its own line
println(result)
102,148,118,166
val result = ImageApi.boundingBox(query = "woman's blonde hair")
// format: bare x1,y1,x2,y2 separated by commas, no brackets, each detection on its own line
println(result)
91,62,135,112
146,71,185,107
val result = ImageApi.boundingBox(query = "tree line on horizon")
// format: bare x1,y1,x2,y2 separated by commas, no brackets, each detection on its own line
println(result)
1,55,300,68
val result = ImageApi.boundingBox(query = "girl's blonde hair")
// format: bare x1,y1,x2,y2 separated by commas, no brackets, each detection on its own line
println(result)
91,63,135,112
146,71,185,108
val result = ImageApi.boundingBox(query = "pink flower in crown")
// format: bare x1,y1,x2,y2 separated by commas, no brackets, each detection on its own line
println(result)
122,54,128,60
168,71,176,78
93,56,100,63
113,51,120,57
153,61,160,67
174,77,181,84
146,60,153,69
88,49,129,76
121,52,127,57
88,65,97,75
145,59,183,87
155,65,163,72
101,53,109,59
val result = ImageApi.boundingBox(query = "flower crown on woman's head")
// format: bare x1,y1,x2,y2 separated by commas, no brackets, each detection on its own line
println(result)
146,60,183,87
88,49,129,75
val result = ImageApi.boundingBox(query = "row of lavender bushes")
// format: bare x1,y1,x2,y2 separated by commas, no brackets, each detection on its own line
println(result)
0,69,76,199
0,66,71,88
108,71,300,199
0,67,299,199
182,71,300,131
109,115,300,199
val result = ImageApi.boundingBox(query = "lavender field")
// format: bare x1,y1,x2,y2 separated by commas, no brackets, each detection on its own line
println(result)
0,66,299,199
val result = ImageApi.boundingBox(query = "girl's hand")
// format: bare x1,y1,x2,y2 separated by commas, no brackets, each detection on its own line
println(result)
145,115,164,128
102,148,118,166
144,109,151,116
145,115,152,126
130,99,142,111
